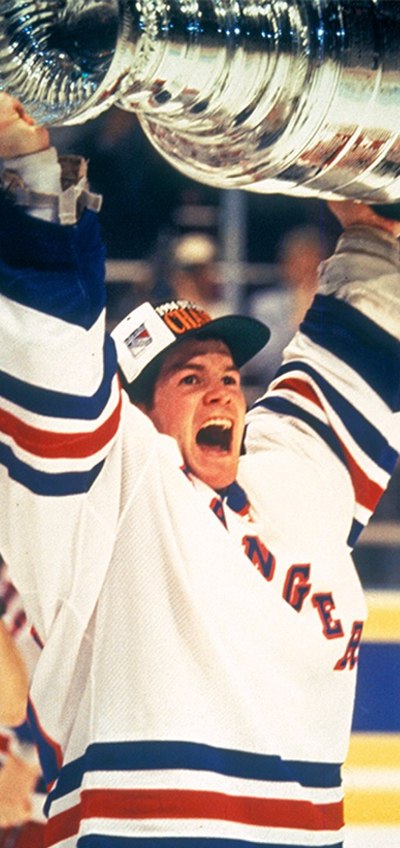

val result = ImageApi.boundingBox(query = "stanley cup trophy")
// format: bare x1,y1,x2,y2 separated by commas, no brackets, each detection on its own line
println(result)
1,0,400,208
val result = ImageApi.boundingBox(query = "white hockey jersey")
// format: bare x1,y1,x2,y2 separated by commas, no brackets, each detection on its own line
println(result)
0,191,399,848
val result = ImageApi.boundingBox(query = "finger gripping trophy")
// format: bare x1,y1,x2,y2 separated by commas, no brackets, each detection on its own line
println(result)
2,0,400,208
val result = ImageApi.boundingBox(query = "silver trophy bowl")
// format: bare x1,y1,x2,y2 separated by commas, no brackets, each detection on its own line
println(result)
1,0,400,205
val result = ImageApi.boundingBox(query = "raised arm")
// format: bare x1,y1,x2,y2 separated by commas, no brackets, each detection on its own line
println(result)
243,201,400,555
0,96,122,639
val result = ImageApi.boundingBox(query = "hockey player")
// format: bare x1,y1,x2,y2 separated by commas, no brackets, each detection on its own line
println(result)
0,93,400,847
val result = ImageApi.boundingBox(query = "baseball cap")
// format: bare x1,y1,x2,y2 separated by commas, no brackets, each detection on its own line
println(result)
111,299,270,392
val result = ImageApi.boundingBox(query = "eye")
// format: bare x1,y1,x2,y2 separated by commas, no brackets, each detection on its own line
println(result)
179,373,200,386
222,374,240,386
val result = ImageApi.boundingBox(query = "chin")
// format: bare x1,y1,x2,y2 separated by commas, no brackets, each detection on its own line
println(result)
197,463,237,490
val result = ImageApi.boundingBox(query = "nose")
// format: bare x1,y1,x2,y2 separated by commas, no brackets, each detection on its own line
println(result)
202,383,232,406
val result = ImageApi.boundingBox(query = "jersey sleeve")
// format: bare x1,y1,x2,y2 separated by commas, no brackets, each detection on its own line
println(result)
244,224,400,553
0,190,123,635
0,193,121,494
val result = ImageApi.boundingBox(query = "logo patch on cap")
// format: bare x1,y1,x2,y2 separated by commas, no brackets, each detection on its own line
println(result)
124,323,153,358
111,301,177,385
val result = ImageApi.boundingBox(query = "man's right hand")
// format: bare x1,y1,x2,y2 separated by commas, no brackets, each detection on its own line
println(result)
0,93,49,160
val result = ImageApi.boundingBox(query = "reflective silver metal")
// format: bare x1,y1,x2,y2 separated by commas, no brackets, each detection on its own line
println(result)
2,0,400,203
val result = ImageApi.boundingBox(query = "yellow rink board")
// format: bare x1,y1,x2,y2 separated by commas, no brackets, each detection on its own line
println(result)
363,591,400,642
346,734,400,768
344,735,400,824
345,790,400,825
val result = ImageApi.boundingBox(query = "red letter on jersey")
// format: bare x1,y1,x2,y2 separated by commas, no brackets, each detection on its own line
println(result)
334,621,364,670
283,565,311,612
312,592,344,639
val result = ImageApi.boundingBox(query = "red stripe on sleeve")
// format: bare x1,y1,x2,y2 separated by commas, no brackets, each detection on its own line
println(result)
0,392,121,460
274,376,384,511
339,437,384,512
79,787,344,831
45,803,81,847
272,377,323,408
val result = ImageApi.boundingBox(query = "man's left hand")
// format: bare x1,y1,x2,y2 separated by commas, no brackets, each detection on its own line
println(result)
0,93,49,160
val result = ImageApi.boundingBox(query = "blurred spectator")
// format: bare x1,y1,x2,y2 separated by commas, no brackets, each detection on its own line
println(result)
246,224,328,388
153,231,229,317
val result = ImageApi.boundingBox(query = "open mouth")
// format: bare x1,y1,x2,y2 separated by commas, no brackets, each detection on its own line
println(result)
196,418,233,452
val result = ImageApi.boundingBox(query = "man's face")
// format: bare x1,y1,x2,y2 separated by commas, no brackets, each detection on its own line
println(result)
145,338,247,489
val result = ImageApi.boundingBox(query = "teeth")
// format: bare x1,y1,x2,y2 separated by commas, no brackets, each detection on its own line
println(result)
202,418,232,430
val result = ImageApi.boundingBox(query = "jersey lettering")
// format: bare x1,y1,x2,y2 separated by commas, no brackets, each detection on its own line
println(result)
312,592,344,639
334,621,364,670
207,483,356,645
283,564,311,612
242,535,276,580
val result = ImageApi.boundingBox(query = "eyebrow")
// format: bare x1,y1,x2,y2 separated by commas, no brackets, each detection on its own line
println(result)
165,361,239,376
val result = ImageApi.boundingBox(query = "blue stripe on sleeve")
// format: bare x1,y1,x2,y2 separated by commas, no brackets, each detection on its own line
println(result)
0,441,105,496
0,336,117,420
91,739,341,787
272,361,398,475
302,295,400,411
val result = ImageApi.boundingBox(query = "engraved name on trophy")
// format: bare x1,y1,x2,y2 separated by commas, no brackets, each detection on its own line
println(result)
1,0,400,203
